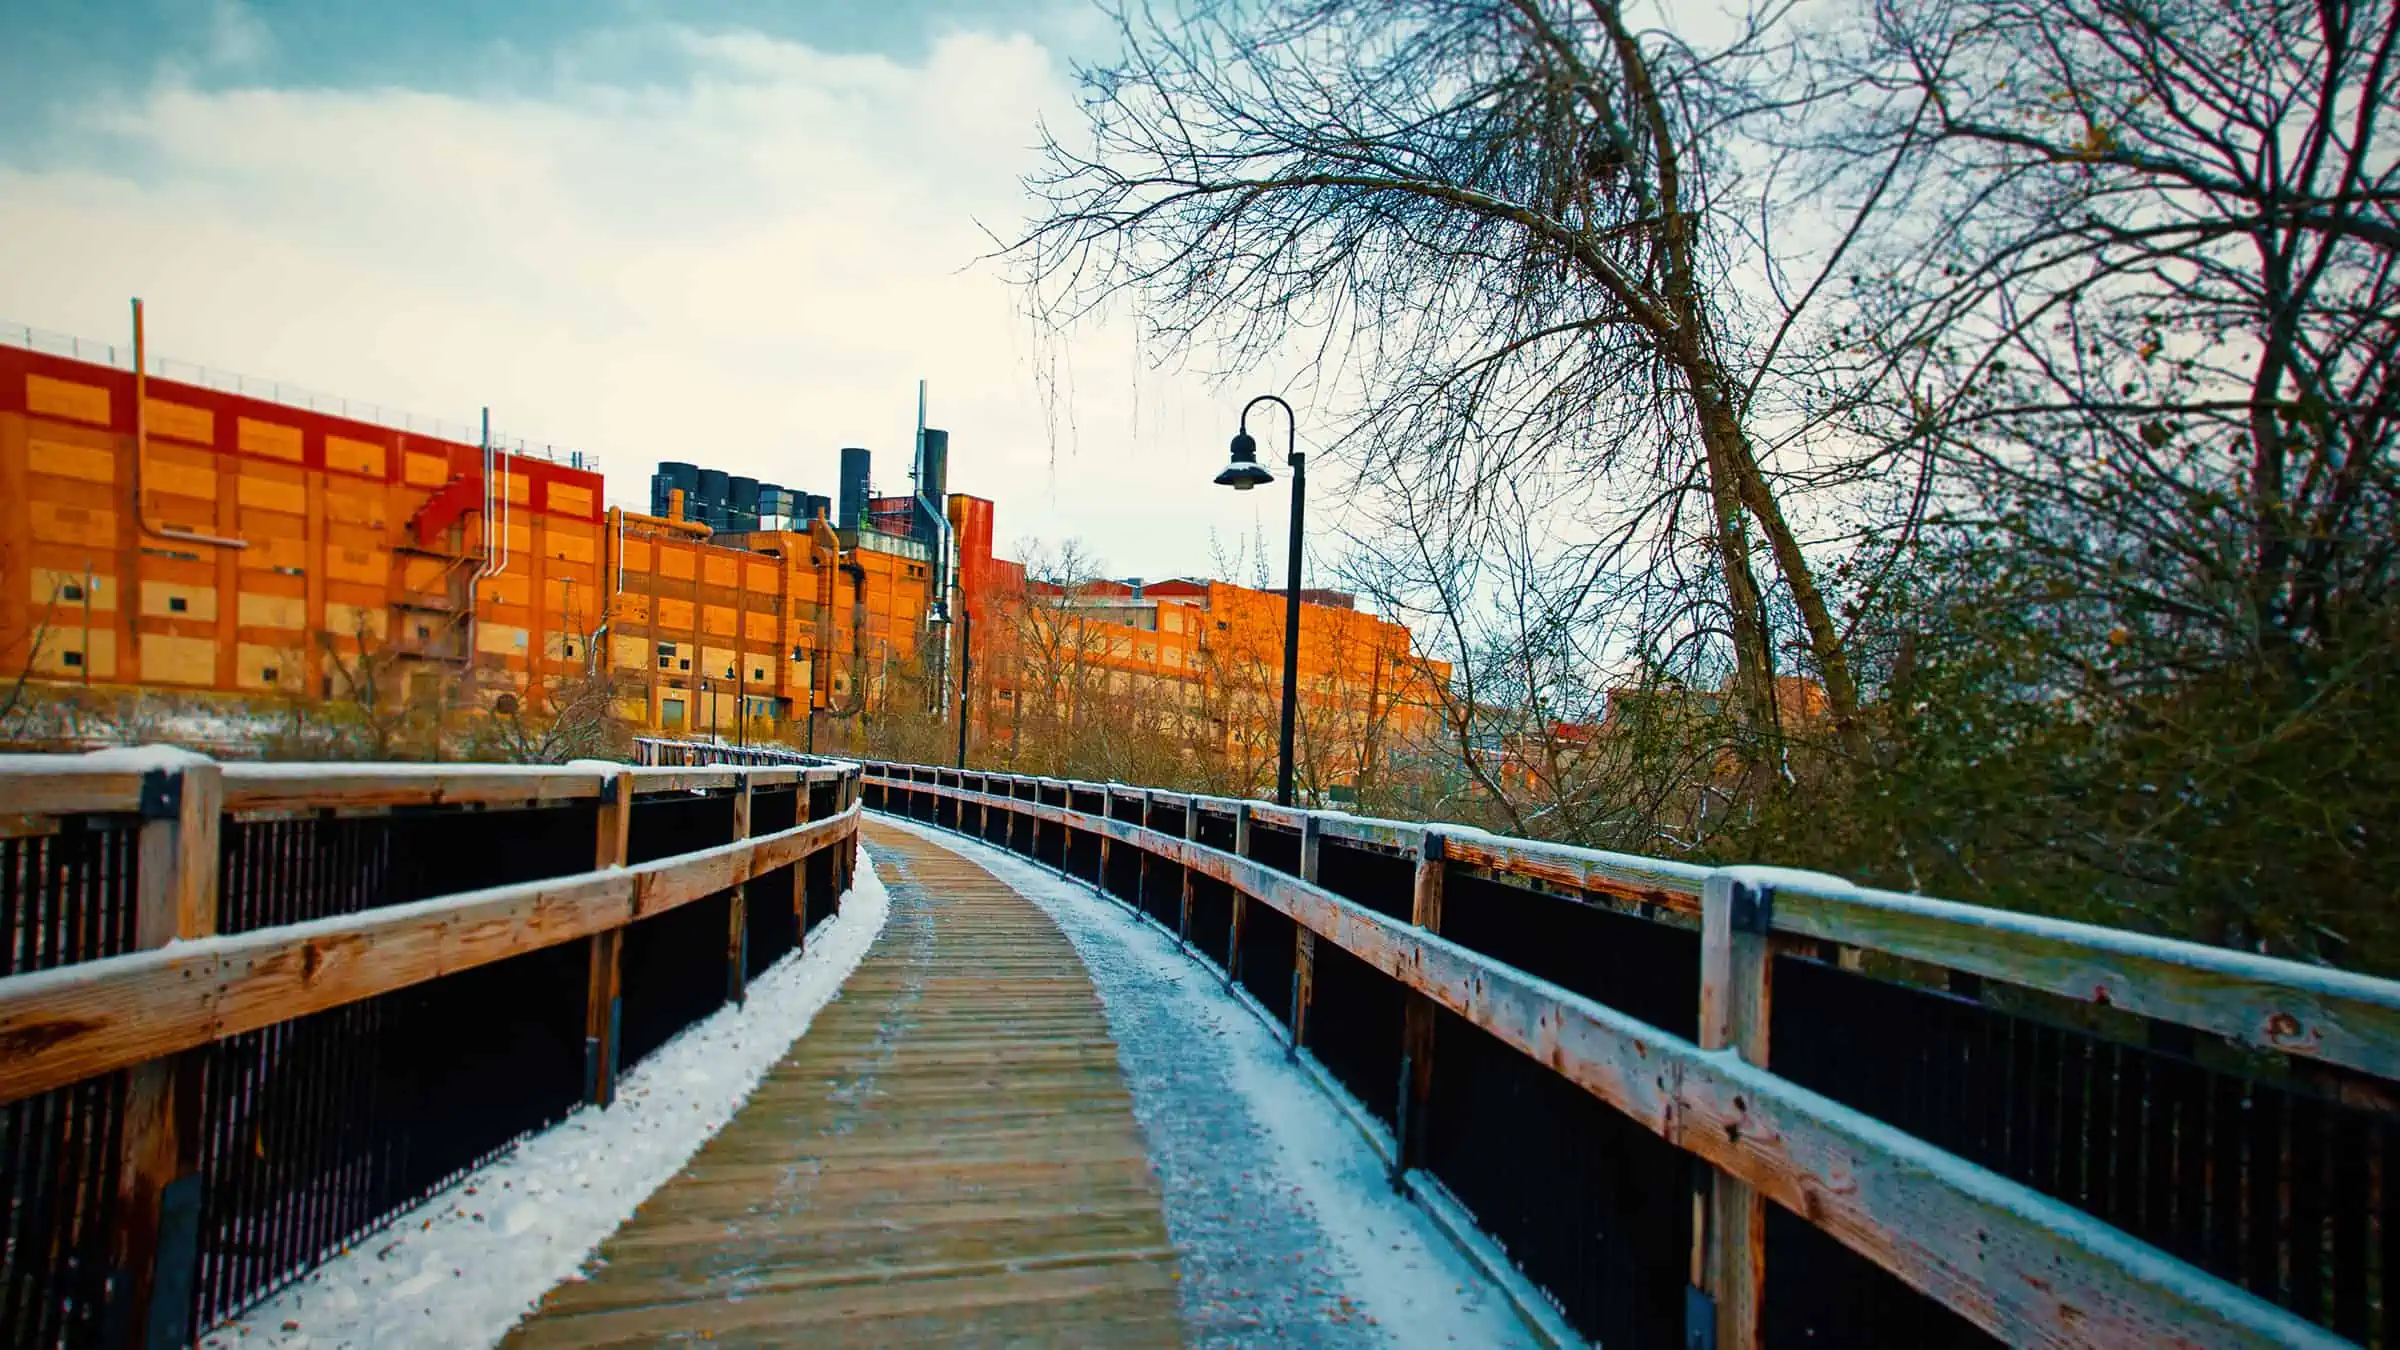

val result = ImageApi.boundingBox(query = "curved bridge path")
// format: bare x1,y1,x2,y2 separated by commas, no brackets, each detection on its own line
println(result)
503,822,1183,1347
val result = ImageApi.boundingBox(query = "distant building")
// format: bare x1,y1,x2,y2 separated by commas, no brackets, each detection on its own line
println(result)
0,326,1450,771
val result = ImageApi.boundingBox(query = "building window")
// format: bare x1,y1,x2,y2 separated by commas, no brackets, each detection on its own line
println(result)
62,651,82,668
751,666,767,682
60,583,83,602
1216,621,1229,631
679,658,691,670
168,595,188,613
261,666,279,683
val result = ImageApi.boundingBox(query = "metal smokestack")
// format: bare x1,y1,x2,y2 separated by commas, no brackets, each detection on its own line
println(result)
838,447,871,532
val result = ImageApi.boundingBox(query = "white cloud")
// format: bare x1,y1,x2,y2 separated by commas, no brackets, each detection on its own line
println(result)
0,19,1311,582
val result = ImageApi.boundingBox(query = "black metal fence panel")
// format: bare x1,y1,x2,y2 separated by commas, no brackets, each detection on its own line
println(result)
1443,871,1700,1042
191,937,585,1331
216,803,598,934
2,819,141,976
1306,942,1406,1128
2,818,140,1350
0,1075,124,1350
1317,838,1414,921
804,780,841,938
619,893,735,1072
1425,1005,1692,1345
1771,952,2399,1344
1236,898,1297,1021
745,786,801,979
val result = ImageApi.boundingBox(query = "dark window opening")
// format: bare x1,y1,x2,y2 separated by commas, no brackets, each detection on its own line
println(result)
261,666,279,683
679,659,691,670
62,651,83,668
60,583,83,602
168,595,189,613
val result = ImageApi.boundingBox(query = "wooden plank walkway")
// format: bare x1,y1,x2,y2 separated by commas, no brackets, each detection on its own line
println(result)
502,821,1183,1347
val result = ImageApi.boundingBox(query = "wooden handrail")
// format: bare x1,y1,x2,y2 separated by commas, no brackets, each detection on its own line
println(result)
0,802,860,1106
866,770,2353,1350
0,756,858,817
858,763,2400,1083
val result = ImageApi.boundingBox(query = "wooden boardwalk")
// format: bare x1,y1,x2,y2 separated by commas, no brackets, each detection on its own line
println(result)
504,821,1183,1347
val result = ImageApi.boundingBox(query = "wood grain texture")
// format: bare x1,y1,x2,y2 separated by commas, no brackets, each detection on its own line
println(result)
502,821,1182,1349
1698,872,1769,1350
218,765,609,812
0,763,148,815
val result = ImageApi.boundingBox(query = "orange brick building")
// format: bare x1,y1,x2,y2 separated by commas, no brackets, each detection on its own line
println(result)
0,322,1446,775
974,573,1450,792
0,337,608,709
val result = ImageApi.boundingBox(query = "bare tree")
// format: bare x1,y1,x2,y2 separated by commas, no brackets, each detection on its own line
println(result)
1013,0,1897,771
1800,0,2400,961
998,539,1118,771
0,577,68,743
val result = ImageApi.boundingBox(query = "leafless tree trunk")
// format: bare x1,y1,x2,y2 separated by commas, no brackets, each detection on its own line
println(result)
1013,0,1890,772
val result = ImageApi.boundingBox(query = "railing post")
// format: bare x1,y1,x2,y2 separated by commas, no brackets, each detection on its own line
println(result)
585,768,632,1109
1097,786,1114,897
792,776,813,957
111,753,221,1350
1179,796,1200,947
1290,813,1321,1059
847,768,861,890
1229,804,1252,989
727,774,753,1006
1137,789,1155,914
1394,828,1444,1188
1694,871,1771,1350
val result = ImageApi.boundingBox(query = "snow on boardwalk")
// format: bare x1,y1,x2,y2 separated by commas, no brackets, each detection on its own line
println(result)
201,847,893,1350
502,821,1183,1347
877,816,1535,1350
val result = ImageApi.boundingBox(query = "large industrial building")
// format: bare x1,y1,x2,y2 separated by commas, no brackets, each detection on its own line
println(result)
0,323,1443,766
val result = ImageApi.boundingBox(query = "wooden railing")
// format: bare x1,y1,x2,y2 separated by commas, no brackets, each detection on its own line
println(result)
0,748,861,1349
863,760,2394,1350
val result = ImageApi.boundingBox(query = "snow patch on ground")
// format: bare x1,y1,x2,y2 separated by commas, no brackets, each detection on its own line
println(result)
198,847,892,1350
878,816,1535,1350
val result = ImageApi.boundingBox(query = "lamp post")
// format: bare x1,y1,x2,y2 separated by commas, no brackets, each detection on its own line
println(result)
732,661,746,749
956,607,972,769
1215,394,1303,807
794,645,812,753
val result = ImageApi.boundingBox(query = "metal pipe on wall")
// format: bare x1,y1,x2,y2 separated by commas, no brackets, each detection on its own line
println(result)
128,299,247,553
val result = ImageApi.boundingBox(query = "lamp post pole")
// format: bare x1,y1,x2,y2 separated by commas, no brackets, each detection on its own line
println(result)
956,607,972,769
1216,394,1304,807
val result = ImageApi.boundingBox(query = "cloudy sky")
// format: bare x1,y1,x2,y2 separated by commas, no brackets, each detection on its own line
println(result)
0,0,1317,583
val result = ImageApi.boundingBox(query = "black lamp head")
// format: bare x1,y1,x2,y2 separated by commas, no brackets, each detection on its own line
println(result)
1214,429,1273,491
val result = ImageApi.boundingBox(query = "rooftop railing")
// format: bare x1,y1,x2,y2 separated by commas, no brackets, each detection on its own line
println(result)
3,321,600,471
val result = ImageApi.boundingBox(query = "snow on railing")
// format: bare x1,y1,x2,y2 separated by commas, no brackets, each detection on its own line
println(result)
865,761,2385,1350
